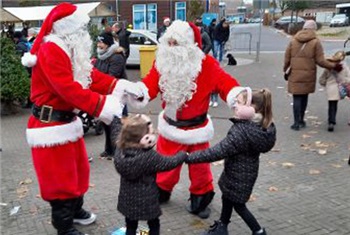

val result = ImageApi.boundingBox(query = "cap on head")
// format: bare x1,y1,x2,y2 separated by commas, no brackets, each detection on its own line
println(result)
163,17,171,24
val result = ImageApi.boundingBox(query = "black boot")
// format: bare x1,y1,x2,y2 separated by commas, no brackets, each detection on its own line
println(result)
158,186,171,204
49,199,85,235
186,191,215,219
200,220,228,235
73,196,96,225
252,228,267,235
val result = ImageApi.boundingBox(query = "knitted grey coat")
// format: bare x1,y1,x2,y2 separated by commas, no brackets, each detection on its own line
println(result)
187,119,276,203
114,148,187,220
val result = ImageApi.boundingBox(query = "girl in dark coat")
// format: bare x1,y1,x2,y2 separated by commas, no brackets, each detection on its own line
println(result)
186,87,276,235
114,114,188,235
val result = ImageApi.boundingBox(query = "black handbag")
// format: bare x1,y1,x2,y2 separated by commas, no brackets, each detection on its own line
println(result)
284,67,291,81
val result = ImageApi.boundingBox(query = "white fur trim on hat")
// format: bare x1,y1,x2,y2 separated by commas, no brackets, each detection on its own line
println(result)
226,86,248,108
159,20,195,47
157,111,214,145
26,118,83,147
21,52,37,67
303,20,317,30
53,5,90,36
98,95,124,125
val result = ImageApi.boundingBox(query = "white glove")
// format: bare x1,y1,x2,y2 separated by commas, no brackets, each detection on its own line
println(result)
113,80,144,101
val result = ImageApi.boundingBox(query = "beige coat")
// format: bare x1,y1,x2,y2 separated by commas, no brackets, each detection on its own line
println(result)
284,30,336,94
319,62,350,100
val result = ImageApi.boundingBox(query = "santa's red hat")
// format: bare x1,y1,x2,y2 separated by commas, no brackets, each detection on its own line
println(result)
159,20,202,49
22,2,90,67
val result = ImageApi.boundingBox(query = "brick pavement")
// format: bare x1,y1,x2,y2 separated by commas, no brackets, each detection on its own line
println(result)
1,53,350,235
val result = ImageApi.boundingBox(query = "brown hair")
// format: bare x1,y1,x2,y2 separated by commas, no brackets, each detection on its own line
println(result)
117,115,150,149
251,88,273,129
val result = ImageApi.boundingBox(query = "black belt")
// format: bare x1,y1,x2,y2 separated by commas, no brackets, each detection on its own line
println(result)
32,104,76,123
164,113,207,128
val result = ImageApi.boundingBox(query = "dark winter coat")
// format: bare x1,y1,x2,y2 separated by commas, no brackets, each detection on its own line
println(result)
208,22,216,40
114,148,187,220
15,37,28,56
284,29,336,95
116,29,131,59
94,48,128,79
157,25,169,41
213,19,230,43
201,29,212,54
187,119,276,203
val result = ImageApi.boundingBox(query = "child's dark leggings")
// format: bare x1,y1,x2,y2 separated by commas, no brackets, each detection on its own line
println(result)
219,196,262,232
125,217,160,235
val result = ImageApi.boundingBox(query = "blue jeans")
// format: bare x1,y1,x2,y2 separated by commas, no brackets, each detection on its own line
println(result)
211,93,218,102
213,40,225,62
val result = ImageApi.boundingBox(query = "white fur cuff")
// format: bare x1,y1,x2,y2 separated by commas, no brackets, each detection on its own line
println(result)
22,52,37,67
98,95,124,124
26,118,84,147
226,86,247,108
157,111,214,145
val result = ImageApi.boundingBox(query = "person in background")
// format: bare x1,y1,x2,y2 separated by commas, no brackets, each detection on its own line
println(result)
13,31,28,56
27,28,37,50
114,114,188,235
112,22,131,59
94,31,128,159
284,20,342,131
157,17,171,41
319,51,350,132
213,17,230,63
208,18,217,53
186,88,276,235
195,22,212,55
195,16,209,34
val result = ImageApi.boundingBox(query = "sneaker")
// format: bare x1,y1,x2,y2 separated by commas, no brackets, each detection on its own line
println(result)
99,151,112,159
253,228,267,235
185,203,211,219
87,156,93,162
212,102,218,108
209,101,213,107
201,221,228,235
73,209,96,225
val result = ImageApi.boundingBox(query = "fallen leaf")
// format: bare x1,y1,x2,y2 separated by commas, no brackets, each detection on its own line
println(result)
331,164,342,168
318,149,327,155
282,162,295,168
89,183,95,188
268,186,278,192
270,148,281,152
308,131,318,134
36,194,41,198
302,134,312,139
10,206,21,216
309,169,321,175
19,178,32,185
248,194,257,202
0,202,7,206
307,116,318,120
29,205,38,215
17,186,28,199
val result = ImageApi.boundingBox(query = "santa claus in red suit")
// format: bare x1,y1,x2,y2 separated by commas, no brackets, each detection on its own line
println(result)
21,3,137,235
126,20,243,219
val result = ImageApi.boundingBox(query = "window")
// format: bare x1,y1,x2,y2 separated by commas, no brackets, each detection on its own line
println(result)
175,2,186,21
132,4,157,31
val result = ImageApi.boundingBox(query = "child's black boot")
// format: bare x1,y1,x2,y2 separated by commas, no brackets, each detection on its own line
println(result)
252,228,267,235
201,220,228,235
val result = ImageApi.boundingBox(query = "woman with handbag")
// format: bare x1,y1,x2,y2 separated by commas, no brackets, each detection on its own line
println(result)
319,51,350,132
283,20,342,131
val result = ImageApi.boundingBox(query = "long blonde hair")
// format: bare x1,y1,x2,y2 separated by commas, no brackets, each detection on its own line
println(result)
251,88,273,129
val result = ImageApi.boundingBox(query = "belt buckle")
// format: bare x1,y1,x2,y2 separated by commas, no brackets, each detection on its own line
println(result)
39,105,53,123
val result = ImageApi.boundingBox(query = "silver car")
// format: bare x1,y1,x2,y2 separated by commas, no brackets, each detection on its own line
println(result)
127,29,158,66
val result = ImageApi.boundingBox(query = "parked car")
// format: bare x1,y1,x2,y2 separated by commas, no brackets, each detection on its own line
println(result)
274,16,305,29
127,29,158,66
330,14,349,27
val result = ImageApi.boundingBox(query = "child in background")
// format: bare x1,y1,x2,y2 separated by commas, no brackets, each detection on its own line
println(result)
113,114,188,235
319,51,350,132
186,87,276,235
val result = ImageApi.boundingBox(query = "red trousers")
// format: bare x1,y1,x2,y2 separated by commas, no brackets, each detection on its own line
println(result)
156,135,214,195
31,138,90,201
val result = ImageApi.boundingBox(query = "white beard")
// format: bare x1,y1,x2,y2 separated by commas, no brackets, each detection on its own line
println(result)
155,43,204,111
60,29,93,88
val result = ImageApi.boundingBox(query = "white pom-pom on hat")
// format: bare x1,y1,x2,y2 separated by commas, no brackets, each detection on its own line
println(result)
22,52,37,67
